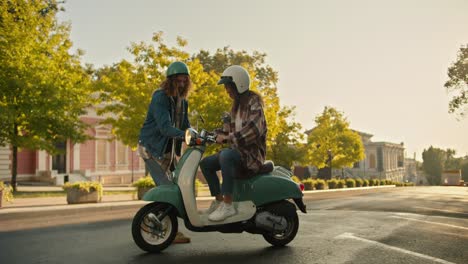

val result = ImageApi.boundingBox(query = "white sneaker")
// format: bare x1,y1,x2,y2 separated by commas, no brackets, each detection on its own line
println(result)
208,202,236,222
204,200,222,215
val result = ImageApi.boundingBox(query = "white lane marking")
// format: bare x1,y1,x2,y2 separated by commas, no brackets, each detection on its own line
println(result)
413,206,468,216
391,216,468,231
335,232,455,264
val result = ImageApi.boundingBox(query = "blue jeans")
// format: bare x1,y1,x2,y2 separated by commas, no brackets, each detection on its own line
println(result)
144,157,172,185
200,148,241,196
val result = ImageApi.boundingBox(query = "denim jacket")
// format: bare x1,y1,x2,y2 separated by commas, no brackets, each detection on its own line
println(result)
138,89,190,159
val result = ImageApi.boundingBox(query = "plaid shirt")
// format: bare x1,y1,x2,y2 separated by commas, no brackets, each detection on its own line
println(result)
221,94,267,176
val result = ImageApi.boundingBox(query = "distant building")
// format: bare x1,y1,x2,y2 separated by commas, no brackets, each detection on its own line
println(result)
295,129,406,182
0,146,10,180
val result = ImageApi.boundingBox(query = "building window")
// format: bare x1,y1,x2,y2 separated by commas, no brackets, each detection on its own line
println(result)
353,162,360,168
95,125,111,171
96,139,108,170
398,155,404,167
116,141,128,168
369,154,376,169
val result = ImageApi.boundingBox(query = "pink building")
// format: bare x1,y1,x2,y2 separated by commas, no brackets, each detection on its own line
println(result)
0,109,146,185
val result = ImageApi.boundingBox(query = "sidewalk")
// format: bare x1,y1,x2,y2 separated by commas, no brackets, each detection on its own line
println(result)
0,185,396,220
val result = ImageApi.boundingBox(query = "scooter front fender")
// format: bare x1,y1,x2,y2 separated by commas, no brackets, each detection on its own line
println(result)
142,184,186,218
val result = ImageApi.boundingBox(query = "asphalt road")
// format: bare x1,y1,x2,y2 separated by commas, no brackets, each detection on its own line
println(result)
0,186,467,264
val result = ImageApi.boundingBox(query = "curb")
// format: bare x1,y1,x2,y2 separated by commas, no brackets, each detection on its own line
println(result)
302,185,396,195
0,201,148,220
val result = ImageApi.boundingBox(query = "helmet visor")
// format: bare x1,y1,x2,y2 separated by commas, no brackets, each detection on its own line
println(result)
217,76,233,85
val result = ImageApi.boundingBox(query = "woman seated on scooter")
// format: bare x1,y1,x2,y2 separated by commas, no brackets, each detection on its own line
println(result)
200,65,267,222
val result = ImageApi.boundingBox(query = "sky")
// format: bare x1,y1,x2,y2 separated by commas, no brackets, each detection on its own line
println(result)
57,0,468,160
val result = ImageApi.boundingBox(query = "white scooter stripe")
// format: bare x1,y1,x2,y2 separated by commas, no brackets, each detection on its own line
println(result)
335,232,455,264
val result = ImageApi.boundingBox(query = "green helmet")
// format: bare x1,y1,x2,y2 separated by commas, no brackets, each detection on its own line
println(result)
166,61,190,77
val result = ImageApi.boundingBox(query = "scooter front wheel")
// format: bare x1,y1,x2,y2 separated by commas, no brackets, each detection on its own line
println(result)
132,202,178,253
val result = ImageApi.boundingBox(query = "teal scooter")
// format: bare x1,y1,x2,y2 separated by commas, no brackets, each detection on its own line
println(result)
131,128,307,253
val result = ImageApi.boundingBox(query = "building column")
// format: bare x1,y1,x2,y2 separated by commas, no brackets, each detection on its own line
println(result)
37,150,47,171
73,143,80,172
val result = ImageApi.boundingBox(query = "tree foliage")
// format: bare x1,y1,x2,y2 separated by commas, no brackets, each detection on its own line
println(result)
444,148,462,170
422,146,446,185
445,45,468,117
422,147,465,185
268,106,307,169
461,161,468,182
194,47,304,162
94,32,219,148
97,38,304,166
306,107,365,169
0,0,92,188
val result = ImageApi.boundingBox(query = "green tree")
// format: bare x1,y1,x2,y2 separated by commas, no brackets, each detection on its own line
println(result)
194,47,303,163
269,107,307,169
444,148,462,170
306,107,365,176
461,160,468,182
0,0,92,190
96,36,303,165
422,146,446,185
95,32,218,148
445,45,468,117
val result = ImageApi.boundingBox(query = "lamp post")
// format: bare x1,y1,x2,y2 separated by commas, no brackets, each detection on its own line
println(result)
131,150,135,183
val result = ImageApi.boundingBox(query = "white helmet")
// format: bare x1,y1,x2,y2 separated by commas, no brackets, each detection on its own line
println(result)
217,65,250,94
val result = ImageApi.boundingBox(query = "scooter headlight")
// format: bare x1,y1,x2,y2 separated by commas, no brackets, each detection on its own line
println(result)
185,128,198,146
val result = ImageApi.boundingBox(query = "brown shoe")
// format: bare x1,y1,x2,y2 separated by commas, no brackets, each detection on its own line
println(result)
173,231,191,244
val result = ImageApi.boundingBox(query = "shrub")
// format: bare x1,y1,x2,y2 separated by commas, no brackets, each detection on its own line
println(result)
63,181,103,198
363,179,369,187
327,179,338,189
0,181,14,202
132,176,156,188
316,179,326,190
302,179,314,190
291,175,302,183
337,179,346,188
405,182,414,187
355,178,363,187
346,179,356,188
380,180,386,185
195,178,203,189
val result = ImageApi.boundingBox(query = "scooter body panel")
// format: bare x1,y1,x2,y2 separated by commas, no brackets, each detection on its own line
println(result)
233,173,303,206
175,147,204,227
142,184,186,218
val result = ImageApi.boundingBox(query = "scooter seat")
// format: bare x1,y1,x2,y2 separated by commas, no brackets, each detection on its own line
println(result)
236,161,275,179
257,160,274,175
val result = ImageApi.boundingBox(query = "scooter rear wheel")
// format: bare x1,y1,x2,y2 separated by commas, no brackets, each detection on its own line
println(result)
262,200,299,247
132,202,178,253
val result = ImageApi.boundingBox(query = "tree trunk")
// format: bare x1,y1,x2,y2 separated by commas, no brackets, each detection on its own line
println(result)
11,124,18,192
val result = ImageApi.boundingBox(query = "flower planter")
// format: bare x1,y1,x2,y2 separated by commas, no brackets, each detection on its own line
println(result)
137,187,153,200
66,188,101,204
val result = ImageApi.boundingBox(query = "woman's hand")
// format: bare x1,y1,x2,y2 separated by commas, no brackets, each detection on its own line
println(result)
216,134,228,144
